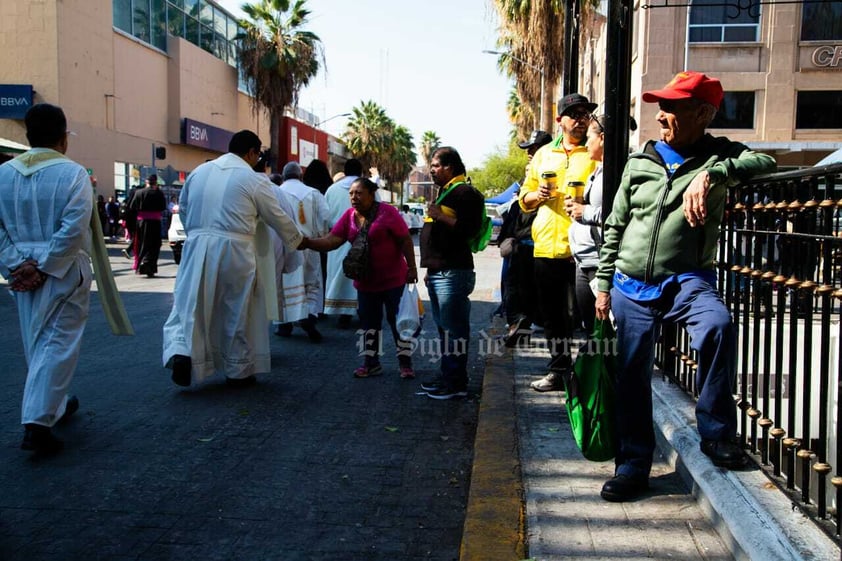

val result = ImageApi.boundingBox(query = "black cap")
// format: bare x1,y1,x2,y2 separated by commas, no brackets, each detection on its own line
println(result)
557,93,597,117
517,130,553,150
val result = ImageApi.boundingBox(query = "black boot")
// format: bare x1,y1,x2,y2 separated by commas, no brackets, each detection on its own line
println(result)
21,424,63,454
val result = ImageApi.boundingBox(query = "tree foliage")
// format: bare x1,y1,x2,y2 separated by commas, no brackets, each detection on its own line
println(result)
467,139,528,198
418,131,441,173
342,100,416,200
238,0,324,168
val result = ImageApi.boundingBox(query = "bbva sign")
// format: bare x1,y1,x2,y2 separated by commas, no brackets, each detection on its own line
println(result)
0,84,33,119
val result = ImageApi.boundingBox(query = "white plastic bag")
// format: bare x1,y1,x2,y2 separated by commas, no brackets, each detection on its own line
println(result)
396,284,421,340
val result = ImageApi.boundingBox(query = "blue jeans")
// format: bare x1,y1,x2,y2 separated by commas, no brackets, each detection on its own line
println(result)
611,276,737,480
357,286,412,368
426,269,475,389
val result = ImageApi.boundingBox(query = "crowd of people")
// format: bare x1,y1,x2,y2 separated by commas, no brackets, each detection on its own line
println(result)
2,71,777,508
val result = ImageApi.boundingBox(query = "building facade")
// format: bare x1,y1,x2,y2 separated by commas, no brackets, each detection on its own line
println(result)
580,0,842,167
0,0,345,200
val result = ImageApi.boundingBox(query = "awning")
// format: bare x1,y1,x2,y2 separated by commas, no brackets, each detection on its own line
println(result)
486,181,520,205
0,137,29,154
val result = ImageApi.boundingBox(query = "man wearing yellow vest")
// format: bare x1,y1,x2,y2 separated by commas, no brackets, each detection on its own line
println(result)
519,93,599,392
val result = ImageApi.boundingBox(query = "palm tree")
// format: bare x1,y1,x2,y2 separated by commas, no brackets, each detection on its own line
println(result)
379,125,416,204
506,85,532,141
238,0,324,169
342,100,391,173
492,0,566,132
418,131,441,176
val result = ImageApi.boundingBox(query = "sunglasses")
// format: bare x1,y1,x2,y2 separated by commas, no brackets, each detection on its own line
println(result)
560,108,593,121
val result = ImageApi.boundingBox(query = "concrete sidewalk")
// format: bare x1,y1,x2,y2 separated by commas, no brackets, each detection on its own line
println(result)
461,325,838,561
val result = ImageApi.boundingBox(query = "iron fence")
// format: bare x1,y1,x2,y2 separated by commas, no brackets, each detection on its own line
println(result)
658,162,842,545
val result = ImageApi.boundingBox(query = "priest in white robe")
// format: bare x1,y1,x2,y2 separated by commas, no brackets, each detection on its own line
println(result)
0,104,92,454
162,130,304,387
323,158,363,326
275,161,330,342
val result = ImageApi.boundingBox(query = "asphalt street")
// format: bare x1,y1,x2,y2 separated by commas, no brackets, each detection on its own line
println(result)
0,239,502,561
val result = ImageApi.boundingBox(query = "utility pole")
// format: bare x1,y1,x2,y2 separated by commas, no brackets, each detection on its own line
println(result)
563,0,581,96
603,0,634,219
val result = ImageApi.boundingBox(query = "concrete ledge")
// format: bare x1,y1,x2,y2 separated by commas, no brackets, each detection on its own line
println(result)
652,376,839,561
460,354,526,561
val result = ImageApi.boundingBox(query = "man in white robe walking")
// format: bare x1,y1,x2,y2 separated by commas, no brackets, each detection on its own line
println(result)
274,161,330,342
0,103,91,453
323,158,364,328
162,130,304,387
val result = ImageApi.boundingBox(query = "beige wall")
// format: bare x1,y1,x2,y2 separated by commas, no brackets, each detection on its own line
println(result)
587,1,841,163
0,0,270,196
0,0,60,143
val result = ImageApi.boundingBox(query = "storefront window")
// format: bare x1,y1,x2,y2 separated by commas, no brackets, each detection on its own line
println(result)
689,0,760,43
801,3,842,41
796,91,842,129
710,92,755,129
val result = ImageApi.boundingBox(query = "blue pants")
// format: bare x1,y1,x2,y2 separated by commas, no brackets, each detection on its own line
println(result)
611,276,737,480
426,269,475,390
357,286,412,368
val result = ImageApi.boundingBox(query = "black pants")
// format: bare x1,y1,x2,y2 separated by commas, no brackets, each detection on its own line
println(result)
504,243,539,326
574,266,597,334
534,257,576,372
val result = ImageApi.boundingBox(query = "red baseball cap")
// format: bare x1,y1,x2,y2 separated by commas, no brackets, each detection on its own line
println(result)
642,71,724,109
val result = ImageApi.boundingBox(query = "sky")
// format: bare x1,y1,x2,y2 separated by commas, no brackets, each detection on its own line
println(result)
216,0,515,169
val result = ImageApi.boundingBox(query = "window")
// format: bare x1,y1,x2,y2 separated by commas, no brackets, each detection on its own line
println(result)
801,2,842,41
796,91,842,129
710,92,755,129
689,0,760,43
112,0,240,67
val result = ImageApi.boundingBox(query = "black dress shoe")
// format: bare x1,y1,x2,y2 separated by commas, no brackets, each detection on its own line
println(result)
21,424,64,454
600,474,648,502
171,354,192,387
226,375,257,388
58,396,79,423
274,323,293,337
337,314,352,329
700,439,747,469
300,316,323,343
504,317,532,348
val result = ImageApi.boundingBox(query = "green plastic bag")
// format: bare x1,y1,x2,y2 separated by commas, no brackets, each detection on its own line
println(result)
563,319,617,462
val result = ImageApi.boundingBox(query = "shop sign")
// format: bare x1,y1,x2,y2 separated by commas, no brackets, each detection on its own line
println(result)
812,45,842,68
0,84,33,119
181,118,233,153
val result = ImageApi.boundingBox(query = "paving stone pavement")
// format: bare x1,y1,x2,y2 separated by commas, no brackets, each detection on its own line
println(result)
0,243,498,561
508,334,735,561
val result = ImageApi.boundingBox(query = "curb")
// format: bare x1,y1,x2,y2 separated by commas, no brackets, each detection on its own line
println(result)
460,353,526,561
652,376,839,561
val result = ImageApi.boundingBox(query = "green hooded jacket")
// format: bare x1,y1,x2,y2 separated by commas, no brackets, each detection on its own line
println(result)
596,134,776,292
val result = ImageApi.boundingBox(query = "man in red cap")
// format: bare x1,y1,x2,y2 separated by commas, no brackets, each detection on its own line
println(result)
594,71,776,501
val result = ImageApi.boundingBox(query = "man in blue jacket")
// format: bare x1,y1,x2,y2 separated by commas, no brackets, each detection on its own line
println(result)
594,72,776,502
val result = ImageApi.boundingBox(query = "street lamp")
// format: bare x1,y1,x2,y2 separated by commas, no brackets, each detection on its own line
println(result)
314,112,351,130
483,49,545,130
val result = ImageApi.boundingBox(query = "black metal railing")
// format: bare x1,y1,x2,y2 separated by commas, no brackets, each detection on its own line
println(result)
658,162,842,545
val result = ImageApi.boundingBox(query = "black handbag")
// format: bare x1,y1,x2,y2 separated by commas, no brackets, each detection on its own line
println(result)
342,203,378,280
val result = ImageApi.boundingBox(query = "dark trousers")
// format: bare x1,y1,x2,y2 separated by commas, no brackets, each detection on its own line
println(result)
611,277,737,480
357,286,412,368
504,243,538,326
574,266,597,334
533,257,576,372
